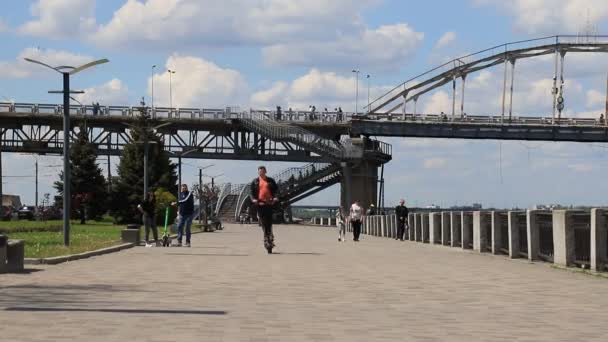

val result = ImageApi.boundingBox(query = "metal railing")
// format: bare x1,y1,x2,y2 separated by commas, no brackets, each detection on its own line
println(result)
1,101,606,128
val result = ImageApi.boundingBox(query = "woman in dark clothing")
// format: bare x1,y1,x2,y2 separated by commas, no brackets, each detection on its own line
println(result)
138,191,159,247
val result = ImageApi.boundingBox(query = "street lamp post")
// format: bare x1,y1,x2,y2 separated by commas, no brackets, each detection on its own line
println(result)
352,69,360,116
366,74,371,114
168,69,176,117
151,65,156,113
25,57,108,247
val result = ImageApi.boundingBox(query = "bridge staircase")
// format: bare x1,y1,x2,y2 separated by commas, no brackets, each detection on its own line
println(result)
239,112,358,161
214,163,343,222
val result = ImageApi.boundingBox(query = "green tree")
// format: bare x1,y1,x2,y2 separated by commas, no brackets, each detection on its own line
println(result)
54,122,108,223
109,105,178,223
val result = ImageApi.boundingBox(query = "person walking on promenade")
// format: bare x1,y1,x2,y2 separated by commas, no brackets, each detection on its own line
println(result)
250,165,279,253
395,199,409,241
138,191,159,247
171,184,194,247
336,207,346,242
350,200,363,241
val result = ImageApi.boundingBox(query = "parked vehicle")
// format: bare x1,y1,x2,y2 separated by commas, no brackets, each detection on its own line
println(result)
17,206,34,220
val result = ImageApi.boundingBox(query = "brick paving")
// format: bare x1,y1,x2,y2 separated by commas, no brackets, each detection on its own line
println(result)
1,223,607,341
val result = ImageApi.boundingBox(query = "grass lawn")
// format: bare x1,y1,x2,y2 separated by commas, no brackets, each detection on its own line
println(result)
0,220,62,233
3,219,124,259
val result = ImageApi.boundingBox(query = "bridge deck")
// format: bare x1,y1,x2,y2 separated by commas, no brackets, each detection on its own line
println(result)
1,224,606,341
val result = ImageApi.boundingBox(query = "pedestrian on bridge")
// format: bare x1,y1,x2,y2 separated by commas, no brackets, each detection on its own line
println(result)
171,184,194,247
350,200,363,242
250,165,279,254
395,199,409,241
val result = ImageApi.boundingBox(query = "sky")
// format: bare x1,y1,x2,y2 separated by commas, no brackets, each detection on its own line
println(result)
1,0,608,209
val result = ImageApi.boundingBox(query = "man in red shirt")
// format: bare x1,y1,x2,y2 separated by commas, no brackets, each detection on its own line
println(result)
250,166,279,253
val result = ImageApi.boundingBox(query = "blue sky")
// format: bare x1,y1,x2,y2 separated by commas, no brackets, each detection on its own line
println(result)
1,0,608,209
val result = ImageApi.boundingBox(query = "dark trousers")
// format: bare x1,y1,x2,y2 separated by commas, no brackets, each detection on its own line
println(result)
257,205,274,247
397,219,406,240
352,219,361,241
143,213,158,242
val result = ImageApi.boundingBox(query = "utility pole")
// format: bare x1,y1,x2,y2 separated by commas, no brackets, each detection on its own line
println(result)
199,168,203,224
35,159,38,212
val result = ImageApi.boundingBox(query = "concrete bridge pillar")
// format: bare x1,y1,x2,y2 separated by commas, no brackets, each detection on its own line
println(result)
473,211,491,253
340,159,378,213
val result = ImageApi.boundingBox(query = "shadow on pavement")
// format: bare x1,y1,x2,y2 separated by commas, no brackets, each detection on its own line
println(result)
271,252,322,255
167,253,249,257
4,307,227,315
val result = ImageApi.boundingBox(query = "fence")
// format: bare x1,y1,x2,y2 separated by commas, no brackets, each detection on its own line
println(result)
310,208,608,272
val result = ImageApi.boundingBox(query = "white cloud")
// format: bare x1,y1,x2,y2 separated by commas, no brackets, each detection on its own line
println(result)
434,31,456,49
423,158,447,169
19,0,96,39
263,23,424,69
149,55,249,108
474,0,608,35
0,48,95,79
251,69,393,111
586,89,605,108
422,90,451,114
567,163,594,172
94,0,375,47
0,18,8,32
74,79,130,106
91,0,421,69
250,82,289,109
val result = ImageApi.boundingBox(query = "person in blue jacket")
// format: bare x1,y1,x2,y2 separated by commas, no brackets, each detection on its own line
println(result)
171,184,194,247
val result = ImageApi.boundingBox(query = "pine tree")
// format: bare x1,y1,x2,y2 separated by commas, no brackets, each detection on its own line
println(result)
54,122,108,223
109,105,178,223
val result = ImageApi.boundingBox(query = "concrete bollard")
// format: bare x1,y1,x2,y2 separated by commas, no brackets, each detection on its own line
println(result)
441,212,451,246
461,212,473,249
381,216,387,237
491,211,508,255
508,211,526,259
7,240,24,273
408,213,415,240
591,209,608,272
414,213,422,242
0,234,7,274
429,212,441,245
450,212,462,247
473,211,493,253
553,210,576,267
121,228,140,245
421,213,430,243
526,210,541,261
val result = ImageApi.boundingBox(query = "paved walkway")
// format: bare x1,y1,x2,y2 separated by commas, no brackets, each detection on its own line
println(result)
1,223,607,341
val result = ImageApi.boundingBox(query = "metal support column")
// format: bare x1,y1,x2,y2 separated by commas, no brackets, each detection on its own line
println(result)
402,91,408,120
460,75,466,118
557,51,566,120
501,57,508,124
508,59,516,122
552,47,559,123
451,74,456,120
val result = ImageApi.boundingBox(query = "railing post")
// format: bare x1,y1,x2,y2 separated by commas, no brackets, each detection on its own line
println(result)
591,208,607,272
553,210,575,267
526,210,540,261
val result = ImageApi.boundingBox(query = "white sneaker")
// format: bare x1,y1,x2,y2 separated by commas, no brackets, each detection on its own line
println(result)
145,243,154,248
